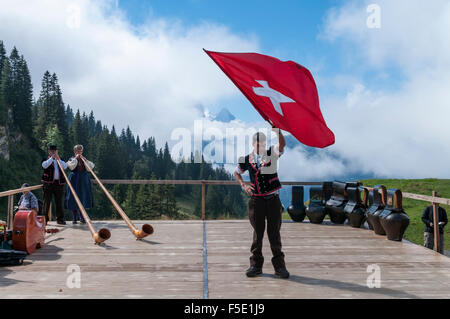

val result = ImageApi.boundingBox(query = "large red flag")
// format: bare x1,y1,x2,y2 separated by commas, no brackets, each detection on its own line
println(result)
204,49,335,148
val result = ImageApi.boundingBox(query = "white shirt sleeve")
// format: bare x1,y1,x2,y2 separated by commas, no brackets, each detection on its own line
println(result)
42,158,53,169
58,159,68,170
85,160,95,170
67,158,78,170
235,164,245,175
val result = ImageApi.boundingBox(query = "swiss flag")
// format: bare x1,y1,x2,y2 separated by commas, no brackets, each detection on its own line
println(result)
204,50,335,148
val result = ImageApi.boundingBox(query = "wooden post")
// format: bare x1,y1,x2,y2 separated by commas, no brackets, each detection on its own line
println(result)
7,195,13,229
49,201,52,222
432,191,440,253
202,182,206,221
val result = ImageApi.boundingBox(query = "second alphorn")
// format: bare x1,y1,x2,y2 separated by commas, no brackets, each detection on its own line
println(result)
80,156,154,239
56,158,111,244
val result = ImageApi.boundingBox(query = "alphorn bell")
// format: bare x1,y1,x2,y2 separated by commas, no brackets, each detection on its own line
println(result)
56,159,111,244
80,156,154,239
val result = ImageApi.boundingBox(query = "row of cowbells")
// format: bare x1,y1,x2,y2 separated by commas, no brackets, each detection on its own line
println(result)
287,182,410,241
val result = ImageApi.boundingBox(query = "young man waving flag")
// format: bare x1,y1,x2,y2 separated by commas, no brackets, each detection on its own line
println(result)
207,49,335,278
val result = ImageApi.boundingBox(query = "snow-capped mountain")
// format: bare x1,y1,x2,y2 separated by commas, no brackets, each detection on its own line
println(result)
204,108,236,123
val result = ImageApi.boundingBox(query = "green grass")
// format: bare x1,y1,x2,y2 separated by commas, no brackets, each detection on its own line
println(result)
176,194,201,220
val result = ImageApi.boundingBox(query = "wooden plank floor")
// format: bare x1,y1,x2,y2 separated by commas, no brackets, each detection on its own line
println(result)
207,220,450,299
1,220,450,299
0,221,204,299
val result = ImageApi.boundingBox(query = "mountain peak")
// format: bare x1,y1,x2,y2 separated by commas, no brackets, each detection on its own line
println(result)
214,108,236,123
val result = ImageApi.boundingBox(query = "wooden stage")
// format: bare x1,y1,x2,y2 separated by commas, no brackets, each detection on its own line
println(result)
1,220,449,299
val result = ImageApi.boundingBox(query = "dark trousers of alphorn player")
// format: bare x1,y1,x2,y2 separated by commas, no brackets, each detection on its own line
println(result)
42,182,65,223
248,195,285,269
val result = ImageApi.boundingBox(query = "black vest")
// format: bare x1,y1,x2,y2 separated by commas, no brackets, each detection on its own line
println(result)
41,157,66,185
238,147,282,196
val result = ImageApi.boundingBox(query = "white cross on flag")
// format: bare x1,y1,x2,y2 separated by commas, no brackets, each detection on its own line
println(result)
205,50,335,148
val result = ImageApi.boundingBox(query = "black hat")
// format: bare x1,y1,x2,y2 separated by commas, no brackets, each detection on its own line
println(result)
48,145,58,150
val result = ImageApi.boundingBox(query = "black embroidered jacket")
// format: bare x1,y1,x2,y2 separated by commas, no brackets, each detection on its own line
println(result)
237,147,282,196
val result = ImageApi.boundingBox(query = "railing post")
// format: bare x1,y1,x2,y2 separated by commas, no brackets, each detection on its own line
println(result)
432,191,440,253
7,194,13,229
202,181,206,221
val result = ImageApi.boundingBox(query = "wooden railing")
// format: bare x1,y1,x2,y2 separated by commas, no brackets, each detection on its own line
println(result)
94,180,322,221
1,180,448,253
0,181,321,228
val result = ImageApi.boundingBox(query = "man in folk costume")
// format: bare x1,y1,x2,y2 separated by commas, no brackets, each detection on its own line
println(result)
41,145,68,225
65,145,95,224
234,127,290,279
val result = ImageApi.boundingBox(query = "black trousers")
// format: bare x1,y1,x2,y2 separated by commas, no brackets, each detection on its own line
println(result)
42,182,65,222
248,195,285,269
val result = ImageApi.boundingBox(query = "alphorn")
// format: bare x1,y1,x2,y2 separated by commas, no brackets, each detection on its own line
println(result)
56,159,111,244
80,156,154,239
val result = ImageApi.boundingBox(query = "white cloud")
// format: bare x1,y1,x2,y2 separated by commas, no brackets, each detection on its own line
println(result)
278,146,348,181
322,0,450,72
0,0,259,146
316,0,450,178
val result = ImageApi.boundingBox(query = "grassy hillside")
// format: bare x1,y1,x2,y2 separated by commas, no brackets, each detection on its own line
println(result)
173,194,200,220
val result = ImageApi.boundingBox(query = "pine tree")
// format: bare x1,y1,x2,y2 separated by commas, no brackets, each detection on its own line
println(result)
163,142,174,178
149,173,162,218
0,41,6,83
17,56,33,137
50,73,69,154
88,110,95,136
123,183,139,219
136,135,141,151
136,183,155,219
70,109,87,147
0,57,11,125
65,105,74,126
7,48,33,136
42,124,64,151
34,71,52,147
0,42,7,116
164,173,177,218
94,120,102,136
205,185,220,219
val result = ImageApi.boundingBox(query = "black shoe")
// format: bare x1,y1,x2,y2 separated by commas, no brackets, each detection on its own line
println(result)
72,221,78,224
246,266,262,278
57,220,66,225
80,219,86,224
275,267,290,279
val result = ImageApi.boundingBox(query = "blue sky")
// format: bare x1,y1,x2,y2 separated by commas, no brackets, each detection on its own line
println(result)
119,0,335,51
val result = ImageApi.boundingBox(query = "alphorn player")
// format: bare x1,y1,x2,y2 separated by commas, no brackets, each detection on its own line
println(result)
65,145,95,224
422,195,448,254
41,145,68,225
234,126,290,279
